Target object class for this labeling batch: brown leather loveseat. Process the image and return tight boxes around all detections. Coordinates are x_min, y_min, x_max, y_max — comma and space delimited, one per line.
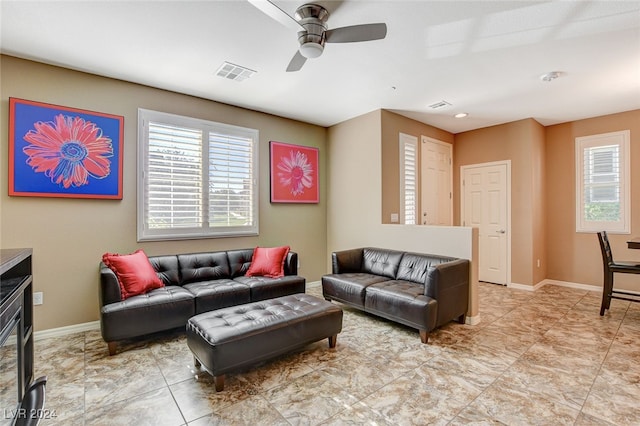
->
322, 247, 469, 343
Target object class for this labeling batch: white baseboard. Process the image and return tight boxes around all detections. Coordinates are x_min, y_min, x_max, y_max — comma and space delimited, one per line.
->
306, 280, 321, 289
507, 279, 600, 293
466, 315, 481, 325
542, 279, 601, 292
507, 282, 540, 291
3, 320, 100, 346
34, 320, 100, 341
19, 279, 607, 344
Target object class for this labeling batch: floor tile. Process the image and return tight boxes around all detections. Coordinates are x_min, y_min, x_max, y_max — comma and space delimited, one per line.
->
27, 282, 640, 425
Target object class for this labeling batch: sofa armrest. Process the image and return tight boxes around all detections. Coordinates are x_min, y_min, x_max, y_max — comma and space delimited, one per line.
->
425, 259, 470, 327
99, 262, 123, 306
284, 251, 298, 275
331, 248, 364, 274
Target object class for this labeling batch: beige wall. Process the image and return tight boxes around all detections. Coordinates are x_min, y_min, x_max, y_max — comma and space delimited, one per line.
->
326, 110, 382, 253
545, 110, 640, 291
0, 56, 328, 331
5, 55, 637, 333
380, 110, 454, 224
454, 119, 546, 287
327, 111, 479, 318
531, 122, 547, 285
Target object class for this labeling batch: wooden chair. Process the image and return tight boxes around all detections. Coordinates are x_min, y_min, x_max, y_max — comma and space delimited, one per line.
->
597, 231, 640, 315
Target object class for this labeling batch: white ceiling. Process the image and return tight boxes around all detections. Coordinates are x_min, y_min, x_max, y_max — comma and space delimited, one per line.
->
2, 0, 639, 133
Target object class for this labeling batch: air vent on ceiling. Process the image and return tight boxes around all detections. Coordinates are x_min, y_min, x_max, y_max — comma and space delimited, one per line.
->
428, 100, 452, 110
215, 62, 256, 82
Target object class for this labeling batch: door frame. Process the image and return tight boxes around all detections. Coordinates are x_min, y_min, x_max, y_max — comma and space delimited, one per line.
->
460, 160, 512, 286
421, 136, 453, 225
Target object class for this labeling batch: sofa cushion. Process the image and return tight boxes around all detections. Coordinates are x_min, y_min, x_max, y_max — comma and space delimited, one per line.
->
227, 249, 255, 278
234, 275, 306, 301
396, 253, 438, 284
102, 250, 164, 300
148, 255, 181, 286
178, 252, 231, 284
321, 273, 389, 308
100, 285, 195, 341
362, 248, 403, 279
183, 279, 251, 314
365, 280, 437, 331
246, 246, 290, 278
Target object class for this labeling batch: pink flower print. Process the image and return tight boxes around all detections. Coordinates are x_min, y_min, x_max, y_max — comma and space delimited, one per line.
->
22, 114, 114, 189
277, 149, 313, 196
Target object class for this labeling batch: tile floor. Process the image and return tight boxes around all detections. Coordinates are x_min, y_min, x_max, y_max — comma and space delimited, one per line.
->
33, 282, 640, 425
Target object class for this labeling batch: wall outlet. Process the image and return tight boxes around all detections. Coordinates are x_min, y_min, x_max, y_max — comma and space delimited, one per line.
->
33, 292, 43, 305
391, 213, 399, 223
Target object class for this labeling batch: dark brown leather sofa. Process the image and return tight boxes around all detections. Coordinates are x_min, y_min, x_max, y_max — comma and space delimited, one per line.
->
322, 247, 469, 343
99, 248, 305, 355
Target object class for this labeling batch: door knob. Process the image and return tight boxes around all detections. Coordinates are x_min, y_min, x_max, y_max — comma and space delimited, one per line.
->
497, 229, 506, 234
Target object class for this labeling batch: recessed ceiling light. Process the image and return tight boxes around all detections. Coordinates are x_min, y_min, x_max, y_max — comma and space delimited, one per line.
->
539, 71, 562, 82
454, 112, 468, 118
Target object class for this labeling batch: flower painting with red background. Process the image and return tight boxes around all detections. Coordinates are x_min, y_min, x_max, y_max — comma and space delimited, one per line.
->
270, 141, 319, 203
9, 98, 124, 199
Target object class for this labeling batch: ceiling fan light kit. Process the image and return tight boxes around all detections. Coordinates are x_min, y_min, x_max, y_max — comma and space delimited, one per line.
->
299, 42, 324, 59
249, 0, 387, 71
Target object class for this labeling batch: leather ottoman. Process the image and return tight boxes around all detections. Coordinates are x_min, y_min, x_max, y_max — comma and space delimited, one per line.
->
186, 293, 343, 391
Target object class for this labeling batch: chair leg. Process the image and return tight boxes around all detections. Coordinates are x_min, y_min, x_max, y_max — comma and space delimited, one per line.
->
605, 272, 614, 309
600, 272, 613, 316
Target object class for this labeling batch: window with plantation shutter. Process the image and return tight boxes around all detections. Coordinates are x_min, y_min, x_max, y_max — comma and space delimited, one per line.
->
575, 130, 630, 234
399, 133, 418, 225
138, 109, 258, 241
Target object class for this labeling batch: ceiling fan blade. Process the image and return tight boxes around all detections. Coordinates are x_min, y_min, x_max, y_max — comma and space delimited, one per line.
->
247, 0, 304, 32
286, 50, 307, 72
325, 23, 387, 43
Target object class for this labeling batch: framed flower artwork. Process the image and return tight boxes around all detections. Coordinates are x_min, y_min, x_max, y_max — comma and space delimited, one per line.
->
8, 98, 124, 199
270, 141, 319, 203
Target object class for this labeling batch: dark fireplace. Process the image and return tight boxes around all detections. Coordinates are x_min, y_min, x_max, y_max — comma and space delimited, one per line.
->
0, 314, 20, 425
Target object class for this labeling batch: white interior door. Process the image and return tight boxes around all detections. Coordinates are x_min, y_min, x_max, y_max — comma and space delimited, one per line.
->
421, 137, 452, 225
462, 162, 509, 285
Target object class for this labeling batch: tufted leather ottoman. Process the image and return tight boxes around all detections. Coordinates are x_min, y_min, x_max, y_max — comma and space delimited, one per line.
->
186, 293, 343, 391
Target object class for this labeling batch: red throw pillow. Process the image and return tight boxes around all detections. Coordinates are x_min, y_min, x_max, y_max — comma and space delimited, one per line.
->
102, 249, 164, 299
246, 246, 290, 278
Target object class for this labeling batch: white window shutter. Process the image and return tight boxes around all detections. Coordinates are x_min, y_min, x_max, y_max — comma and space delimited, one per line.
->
399, 133, 418, 225
138, 109, 259, 241
575, 130, 630, 234
147, 122, 203, 229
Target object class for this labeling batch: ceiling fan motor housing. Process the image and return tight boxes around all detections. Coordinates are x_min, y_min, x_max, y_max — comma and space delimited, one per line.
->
295, 4, 329, 58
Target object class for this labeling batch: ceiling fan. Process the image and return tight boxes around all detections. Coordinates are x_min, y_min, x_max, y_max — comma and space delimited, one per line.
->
248, 0, 387, 72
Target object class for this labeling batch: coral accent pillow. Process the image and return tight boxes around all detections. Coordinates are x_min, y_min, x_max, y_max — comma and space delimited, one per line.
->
102, 249, 164, 300
246, 246, 290, 278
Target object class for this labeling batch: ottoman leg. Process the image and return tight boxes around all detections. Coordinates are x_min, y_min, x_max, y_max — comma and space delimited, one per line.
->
328, 335, 337, 348
193, 356, 201, 368
419, 330, 429, 344
214, 375, 225, 392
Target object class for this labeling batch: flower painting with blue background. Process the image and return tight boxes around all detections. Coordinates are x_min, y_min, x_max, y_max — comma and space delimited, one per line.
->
9, 98, 124, 199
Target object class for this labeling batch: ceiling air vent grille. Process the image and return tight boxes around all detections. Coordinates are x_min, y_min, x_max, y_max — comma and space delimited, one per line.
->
428, 100, 452, 110
215, 62, 256, 82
